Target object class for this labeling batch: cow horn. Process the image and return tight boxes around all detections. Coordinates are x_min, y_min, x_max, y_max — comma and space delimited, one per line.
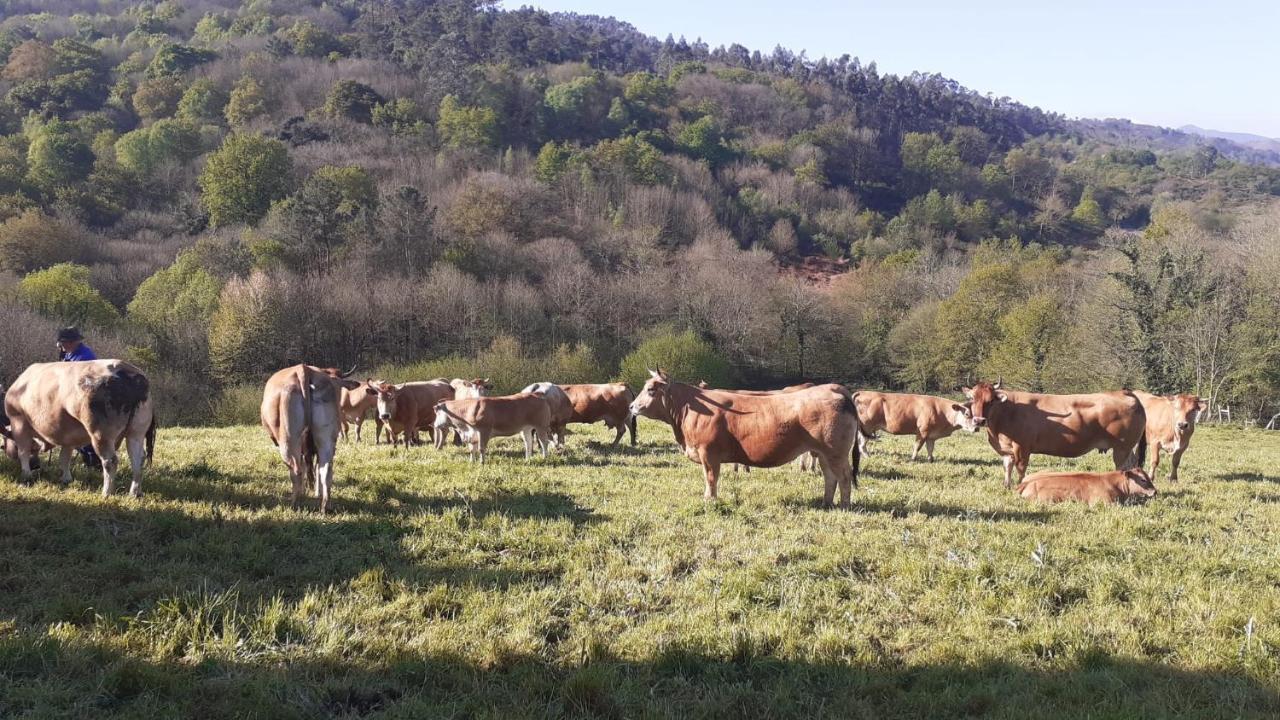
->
993, 378, 1003, 389
340, 364, 358, 378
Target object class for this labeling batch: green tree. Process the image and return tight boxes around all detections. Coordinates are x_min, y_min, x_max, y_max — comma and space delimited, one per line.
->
208, 272, 287, 381
131, 76, 184, 119
1071, 186, 1105, 233
282, 20, 344, 58
371, 98, 426, 135
888, 301, 943, 390
26, 120, 94, 190
115, 119, 202, 176
18, 263, 119, 327
0, 209, 89, 272
535, 141, 573, 183
677, 115, 733, 166
324, 80, 383, 123
128, 251, 222, 367
146, 43, 217, 78
437, 95, 498, 150
619, 328, 730, 391
224, 76, 267, 126
981, 293, 1071, 391
199, 133, 291, 227
177, 78, 228, 123
591, 136, 670, 185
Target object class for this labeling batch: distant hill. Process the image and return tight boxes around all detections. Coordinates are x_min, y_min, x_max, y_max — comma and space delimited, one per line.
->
1179, 125, 1280, 154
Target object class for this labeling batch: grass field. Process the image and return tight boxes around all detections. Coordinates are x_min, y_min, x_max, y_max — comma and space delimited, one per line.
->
1, 419, 1278, 719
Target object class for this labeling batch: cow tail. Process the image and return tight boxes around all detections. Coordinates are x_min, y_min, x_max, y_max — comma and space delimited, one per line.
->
844, 391, 861, 488
1135, 435, 1147, 470
296, 365, 315, 470
144, 414, 157, 465
629, 413, 638, 445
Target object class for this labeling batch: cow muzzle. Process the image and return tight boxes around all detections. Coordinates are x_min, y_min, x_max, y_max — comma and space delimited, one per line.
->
379, 413, 391, 421
972, 416, 987, 427
1176, 421, 1190, 431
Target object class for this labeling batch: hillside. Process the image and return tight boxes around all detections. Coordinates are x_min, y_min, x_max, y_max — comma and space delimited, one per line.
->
0, 0, 1277, 424
1180, 124, 1280, 156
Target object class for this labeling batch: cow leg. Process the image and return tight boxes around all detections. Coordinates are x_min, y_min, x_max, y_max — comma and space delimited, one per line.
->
926, 439, 936, 462
96, 443, 119, 498
818, 454, 839, 508
59, 446, 74, 485
1148, 442, 1162, 478
289, 460, 305, 509
1168, 447, 1185, 482
1001, 455, 1015, 489
702, 461, 721, 501
610, 421, 625, 446
126, 434, 145, 498
857, 431, 871, 457
538, 427, 551, 457
1014, 451, 1029, 486
910, 438, 924, 462
314, 440, 335, 514
521, 428, 534, 459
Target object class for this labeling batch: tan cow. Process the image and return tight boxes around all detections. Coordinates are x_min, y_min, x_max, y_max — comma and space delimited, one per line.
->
629, 370, 861, 508
374, 380, 455, 447
1133, 391, 1207, 482
261, 365, 360, 512
521, 382, 573, 447
339, 380, 382, 443
697, 381, 817, 472
560, 383, 636, 445
451, 378, 493, 399
854, 391, 979, 461
4, 361, 155, 497
963, 380, 1147, 489
433, 392, 553, 463
1017, 468, 1157, 506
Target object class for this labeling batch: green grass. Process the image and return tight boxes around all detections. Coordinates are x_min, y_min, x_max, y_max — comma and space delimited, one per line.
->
1, 421, 1278, 718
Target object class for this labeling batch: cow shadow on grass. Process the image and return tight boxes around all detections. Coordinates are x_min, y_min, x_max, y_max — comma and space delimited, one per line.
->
783, 494, 1050, 522
1, 630, 1275, 719
1217, 471, 1280, 484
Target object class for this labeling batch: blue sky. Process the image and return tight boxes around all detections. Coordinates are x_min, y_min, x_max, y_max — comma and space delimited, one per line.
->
518, 0, 1280, 138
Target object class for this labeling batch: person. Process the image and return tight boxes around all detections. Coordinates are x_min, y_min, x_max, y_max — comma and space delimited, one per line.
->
56, 327, 101, 468
57, 327, 97, 362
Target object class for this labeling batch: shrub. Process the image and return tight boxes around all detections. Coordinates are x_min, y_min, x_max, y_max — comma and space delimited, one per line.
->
0, 209, 91, 273
18, 263, 119, 328
324, 80, 382, 124
177, 79, 228, 123
619, 328, 730, 390
377, 337, 606, 395
437, 95, 497, 150
132, 76, 184, 119
224, 76, 267, 127
209, 383, 262, 426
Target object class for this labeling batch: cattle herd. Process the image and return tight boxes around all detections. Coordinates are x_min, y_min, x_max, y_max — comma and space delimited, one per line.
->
1, 360, 1208, 514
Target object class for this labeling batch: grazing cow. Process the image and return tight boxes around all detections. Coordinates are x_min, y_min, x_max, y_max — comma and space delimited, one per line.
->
963, 380, 1147, 489
339, 380, 382, 443
433, 392, 553, 463
375, 380, 455, 447
1133, 391, 1207, 482
4, 361, 155, 497
1017, 468, 1157, 506
261, 365, 361, 512
521, 382, 573, 447
560, 383, 637, 446
854, 391, 979, 461
629, 369, 861, 508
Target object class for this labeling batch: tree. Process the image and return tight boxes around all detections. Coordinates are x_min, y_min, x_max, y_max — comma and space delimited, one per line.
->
535, 141, 573, 183
145, 43, 216, 78
115, 119, 202, 176
282, 20, 345, 58
225, 76, 267, 126
128, 251, 222, 369
0, 209, 90, 272
177, 78, 228, 123
26, 120, 94, 190
264, 165, 377, 266
132, 76, 185, 119
199, 133, 292, 227
2, 40, 57, 82
208, 272, 289, 380
677, 115, 733, 166
18, 263, 119, 327
981, 293, 1071, 391
619, 328, 730, 391
437, 95, 498, 149
1071, 186, 1105, 233
888, 301, 943, 390
324, 80, 383, 123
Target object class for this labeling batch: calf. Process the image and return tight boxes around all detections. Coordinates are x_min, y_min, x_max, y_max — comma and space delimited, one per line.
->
433, 392, 553, 463
5, 361, 156, 497
1017, 468, 1157, 506
854, 391, 978, 461
375, 380, 455, 447
1133, 391, 1206, 482
521, 382, 573, 447
560, 383, 637, 446
339, 380, 382, 443
438, 378, 492, 448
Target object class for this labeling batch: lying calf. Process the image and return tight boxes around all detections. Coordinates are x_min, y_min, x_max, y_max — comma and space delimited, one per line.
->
1016, 468, 1157, 506
433, 392, 553, 463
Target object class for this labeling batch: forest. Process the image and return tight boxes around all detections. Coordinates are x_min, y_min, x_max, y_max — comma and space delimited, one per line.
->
0, 0, 1277, 424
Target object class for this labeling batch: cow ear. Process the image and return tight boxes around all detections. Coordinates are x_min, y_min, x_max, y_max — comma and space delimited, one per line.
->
951, 403, 967, 414
961, 386, 974, 399
1196, 399, 1209, 413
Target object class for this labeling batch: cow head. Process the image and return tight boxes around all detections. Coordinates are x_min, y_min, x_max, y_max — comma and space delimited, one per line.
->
1122, 468, 1157, 498
319, 365, 363, 391
375, 382, 399, 421
630, 368, 673, 422
697, 380, 710, 389
949, 403, 980, 433
1169, 394, 1207, 433
361, 378, 380, 399
474, 378, 493, 396
960, 379, 1006, 428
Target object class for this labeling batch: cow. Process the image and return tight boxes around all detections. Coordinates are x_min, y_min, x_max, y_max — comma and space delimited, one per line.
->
433, 392, 553, 463
854, 391, 979, 461
962, 380, 1147, 489
1017, 468, 1157, 506
559, 383, 637, 446
339, 380, 383, 443
261, 365, 362, 513
1133, 391, 1207, 482
374, 380, 455, 447
629, 369, 861, 508
4, 360, 155, 497
451, 378, 493, 400
697, 381, 817, 473
521, 382, 573, 448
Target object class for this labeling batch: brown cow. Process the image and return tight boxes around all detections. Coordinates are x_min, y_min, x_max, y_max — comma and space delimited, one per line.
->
854, 391, 979, 461
375, 380, 455, 447
629, 369, 861, 508
433, 392, 553, 463
261, 365, 360, 512
4, 361, 155, 497
697, 381, 817, 472
559, 383, 637, 446
451, 378, 493, 399
339, 380, 382, 443
1133, 391, 1207, 482
963, 380, 1147, 489
1017, 468, 1157, 506
521, 382, 573, 447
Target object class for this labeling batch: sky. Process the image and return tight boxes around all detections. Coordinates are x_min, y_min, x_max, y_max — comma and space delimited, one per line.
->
517, 0, 1280, 138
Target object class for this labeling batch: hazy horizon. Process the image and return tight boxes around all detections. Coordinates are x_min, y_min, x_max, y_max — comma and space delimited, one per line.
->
520, 0, 1280, 138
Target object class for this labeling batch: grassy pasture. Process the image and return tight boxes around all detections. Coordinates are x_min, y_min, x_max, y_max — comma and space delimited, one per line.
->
0, 420, 1278, 719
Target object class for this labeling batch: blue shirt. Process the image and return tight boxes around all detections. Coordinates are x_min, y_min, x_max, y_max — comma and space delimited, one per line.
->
61, 344, 97, 362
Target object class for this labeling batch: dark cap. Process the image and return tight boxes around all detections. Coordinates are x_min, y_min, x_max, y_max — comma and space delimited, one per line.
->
57, 327, 83, 343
